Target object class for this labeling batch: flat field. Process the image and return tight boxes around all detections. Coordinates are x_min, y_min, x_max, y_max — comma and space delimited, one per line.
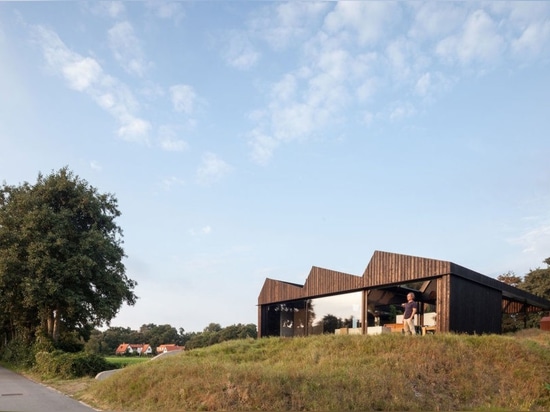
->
105, 356, 150, 368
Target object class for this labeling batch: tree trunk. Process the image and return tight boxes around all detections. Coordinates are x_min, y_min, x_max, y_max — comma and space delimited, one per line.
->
42, 308, 52, 338
52, 309, 60, 343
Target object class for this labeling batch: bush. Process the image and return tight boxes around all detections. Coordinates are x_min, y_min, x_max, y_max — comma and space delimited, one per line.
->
34, 351, 116, 379
0, 339, 35, 368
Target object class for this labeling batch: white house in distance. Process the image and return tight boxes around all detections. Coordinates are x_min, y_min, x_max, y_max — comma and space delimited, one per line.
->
115, 343, 153, 356
156, 344, 184, 354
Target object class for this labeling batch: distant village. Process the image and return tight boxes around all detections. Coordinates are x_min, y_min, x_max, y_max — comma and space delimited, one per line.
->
115, 343, 184, 356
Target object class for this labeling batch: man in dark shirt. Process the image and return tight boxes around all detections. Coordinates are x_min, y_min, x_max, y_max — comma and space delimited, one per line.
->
402, 292, 417, 335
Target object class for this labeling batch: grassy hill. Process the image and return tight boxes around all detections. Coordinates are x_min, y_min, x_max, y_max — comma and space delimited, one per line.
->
77, 330, 550, 411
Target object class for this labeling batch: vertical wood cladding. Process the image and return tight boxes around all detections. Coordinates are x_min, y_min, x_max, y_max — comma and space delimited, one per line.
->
362, 250, 451, 287
437, 275, 451, 333
503, 299, 541, 314
258, 278, 303, 304
448, 276, 502, 334
303, 267, 363, 296
258, 267, 362, 305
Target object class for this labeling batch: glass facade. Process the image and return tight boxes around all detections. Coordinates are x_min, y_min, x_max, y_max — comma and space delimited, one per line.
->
261, 291, 363, 337
260, 286, 438, 337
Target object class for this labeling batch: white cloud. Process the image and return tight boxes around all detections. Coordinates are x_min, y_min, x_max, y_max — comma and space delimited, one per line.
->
88, 1, 125, 19
158, 124, 188, 152
356, 78, 378, 103
97, 92, 115, 109
271, 73, 297, 102
188, 225, 212, 236
196, 152, 232, 185
170, 84, 197, 115
414, 71, 454, 100
408, 2, 465, 41
160, 136, 187, 152
507, 220, 550, 275
160, 176, 185, 191
389, 101, 416, 121
61, 57, 102, 92
108, 21, 150, 77
248, 128, 279, 166
436, 9, 505, 65
324, 2, 398, 46
31, 25, 151, 144
146, 1, 185, 23
90, 161, 102, 171
251, 2, 329, 50
245, 3, 549, 164
385, 38, 415, 82
223, 31, 259, 70
117, 115, 151, 140
511, 20, 550, 61
415, 72, 432, 97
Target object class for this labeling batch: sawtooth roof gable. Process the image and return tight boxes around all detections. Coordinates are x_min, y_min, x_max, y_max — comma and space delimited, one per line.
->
302, 266, 363, 297
362, 250, 452, 287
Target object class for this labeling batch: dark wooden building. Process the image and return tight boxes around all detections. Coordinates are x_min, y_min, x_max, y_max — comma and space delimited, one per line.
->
257, 251, 550, 337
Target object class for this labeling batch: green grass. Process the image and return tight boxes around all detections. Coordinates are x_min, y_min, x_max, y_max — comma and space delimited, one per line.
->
105, 356, 150, 368
76, 330, 550, 411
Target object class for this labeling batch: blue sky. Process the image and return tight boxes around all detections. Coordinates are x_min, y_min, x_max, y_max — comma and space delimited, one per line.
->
1, 1, 549, 333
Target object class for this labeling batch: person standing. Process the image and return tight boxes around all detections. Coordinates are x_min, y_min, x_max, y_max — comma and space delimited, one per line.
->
402, 292, 417, 335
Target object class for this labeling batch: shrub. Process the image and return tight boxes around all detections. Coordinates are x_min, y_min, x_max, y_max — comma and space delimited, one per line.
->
34, 351, 116, 379
0, 339, 35, 368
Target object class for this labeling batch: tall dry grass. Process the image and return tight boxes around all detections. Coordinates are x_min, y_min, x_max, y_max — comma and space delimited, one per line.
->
80, 331, 550, 411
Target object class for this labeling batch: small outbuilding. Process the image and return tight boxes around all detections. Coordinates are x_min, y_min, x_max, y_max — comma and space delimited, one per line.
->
257, 251, 550, 337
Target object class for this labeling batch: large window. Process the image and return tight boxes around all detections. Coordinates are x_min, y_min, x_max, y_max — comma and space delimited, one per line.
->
261, 292, 363, 337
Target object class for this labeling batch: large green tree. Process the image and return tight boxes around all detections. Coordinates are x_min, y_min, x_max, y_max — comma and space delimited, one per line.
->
520, 258, 550, 300
0, 168, 137, 345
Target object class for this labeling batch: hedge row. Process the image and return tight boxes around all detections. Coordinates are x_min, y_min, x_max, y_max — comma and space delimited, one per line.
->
34, 350, 116, 379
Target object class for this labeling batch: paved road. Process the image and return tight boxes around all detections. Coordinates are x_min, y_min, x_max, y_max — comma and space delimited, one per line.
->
0, 366, 97, 412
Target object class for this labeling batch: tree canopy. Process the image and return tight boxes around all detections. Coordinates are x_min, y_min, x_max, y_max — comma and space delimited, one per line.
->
498, 258, 550, 332
0, 167, 137, 346
84, 323, 257, 355
519, 258, 550, 300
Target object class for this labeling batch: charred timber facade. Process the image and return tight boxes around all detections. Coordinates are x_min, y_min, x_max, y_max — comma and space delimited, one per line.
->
258, 251, 550, 337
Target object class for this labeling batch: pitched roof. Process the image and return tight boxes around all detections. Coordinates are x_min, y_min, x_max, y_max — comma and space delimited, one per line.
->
156, 344, 184, 352
115, 343, 129, 354
258, 250, 550, 312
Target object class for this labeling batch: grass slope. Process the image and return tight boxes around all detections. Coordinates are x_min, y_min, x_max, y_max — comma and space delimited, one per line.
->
80, 330, 550, 411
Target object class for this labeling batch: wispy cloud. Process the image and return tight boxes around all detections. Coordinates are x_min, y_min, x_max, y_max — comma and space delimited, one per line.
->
90, 161, 102, 171
88, 1, 126, 19
108, 21, 150, 77
188, 225, 212, 236
32, 25, 151, 143
158, 124, 188, 152
196, 152, 232, 186
510, 20, 550, 62
252, 2, 330, 50
244, 2, 549, 164
248, 128, 279, 166
170, 84, 197, 115
324, 2, 398, 47
436, 9, 505, 65
223, 30, 260, 70
510, 218, 550, 256
160, 176, 185, 191
145, 1, 185, 23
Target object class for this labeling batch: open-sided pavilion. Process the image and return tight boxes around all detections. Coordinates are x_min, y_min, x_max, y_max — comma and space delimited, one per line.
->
257, 251, 550, 337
